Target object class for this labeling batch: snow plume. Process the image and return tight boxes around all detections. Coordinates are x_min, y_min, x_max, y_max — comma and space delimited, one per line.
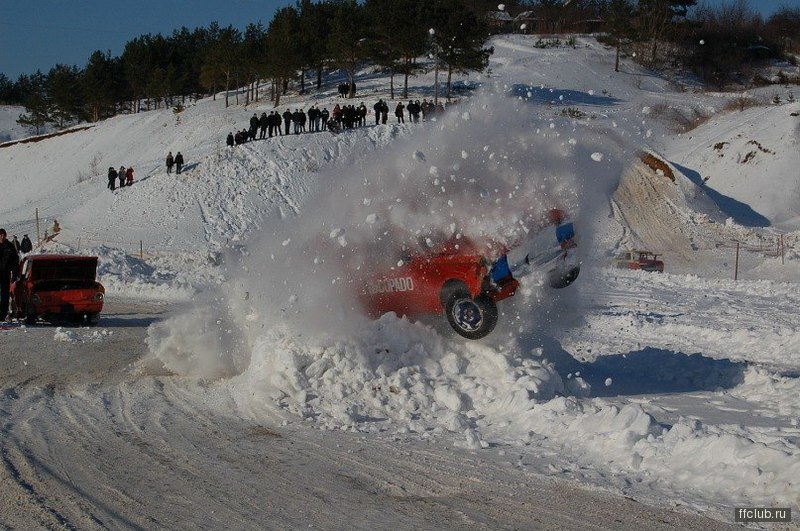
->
144, 93, 628, 386
143, 295, 250, 379
243, 93, 628, 339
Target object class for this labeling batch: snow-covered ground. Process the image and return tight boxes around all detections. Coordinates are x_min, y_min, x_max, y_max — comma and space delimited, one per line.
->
1, 35, 799, 527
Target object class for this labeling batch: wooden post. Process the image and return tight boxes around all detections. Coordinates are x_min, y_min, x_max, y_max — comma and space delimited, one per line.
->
140, 240, 144, 260
35, 208, 40, 246
77, 237, 81, 251
734, 241, 740, 281
781, 234, 785, 265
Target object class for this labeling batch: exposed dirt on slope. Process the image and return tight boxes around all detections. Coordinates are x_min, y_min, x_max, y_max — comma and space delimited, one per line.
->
612, 159, 699, 263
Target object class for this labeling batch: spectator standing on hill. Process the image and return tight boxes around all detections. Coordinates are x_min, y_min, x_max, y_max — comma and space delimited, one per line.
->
282, 110, 292, 136
380, 100, 389, 124
0, 228, 20, 322
118, 166, 126, 188
226, 132, 234, 147
107, 167, 117, 191
357, 103, 367, 127
125, 167, 135, 186
175, 152, 184, 174
395, 102, 405, 123
373, 100, 383, 125
166, 152, 174, 174
320, 108, 329, 130
259, 112, 268, 139
20, 235, 32, 254
11, 236, 20, 253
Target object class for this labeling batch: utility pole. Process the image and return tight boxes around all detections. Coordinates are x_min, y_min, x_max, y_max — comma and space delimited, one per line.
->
429, 28, 439, 107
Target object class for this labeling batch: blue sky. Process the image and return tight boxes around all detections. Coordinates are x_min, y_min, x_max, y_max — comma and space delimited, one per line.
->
0, 0, 288, 79
0, 0, 796, 80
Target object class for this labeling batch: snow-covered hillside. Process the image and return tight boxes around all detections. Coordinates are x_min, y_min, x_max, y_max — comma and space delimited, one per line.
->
1, 35, 799, 527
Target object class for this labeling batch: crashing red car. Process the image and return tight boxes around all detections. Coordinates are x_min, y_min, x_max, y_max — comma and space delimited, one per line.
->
357, 211, 580, 339
10, 254, 105, 325
613, 250, 664, 273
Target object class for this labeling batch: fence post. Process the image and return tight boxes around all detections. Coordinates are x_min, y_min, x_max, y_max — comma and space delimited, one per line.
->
734, 241, 739, 281
140, 240, 143, 260
781, 235, 785, 265
35, 208, 40, 246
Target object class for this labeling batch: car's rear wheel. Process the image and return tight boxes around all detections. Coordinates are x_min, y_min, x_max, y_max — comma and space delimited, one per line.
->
445, 290, 498, 340
83, 313, 100, 326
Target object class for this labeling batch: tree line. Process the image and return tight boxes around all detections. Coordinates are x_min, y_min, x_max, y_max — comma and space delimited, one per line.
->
596, 0, 799, 87
1, 0, 798, 135
0, 0, 494, 134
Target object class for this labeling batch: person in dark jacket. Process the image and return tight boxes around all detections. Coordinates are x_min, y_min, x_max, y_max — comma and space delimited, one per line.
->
226, 132, 235, 147
395, 102, 405, 123
282, 110, 292, 136
0, 228, 20, 321
380, 100, 389, 124
166, 152, 174, 174
107, 167, 117, 191
175, 152, 184, 174
320, 108, 329, 130
20, 235, 32, 254
259, 112, 268, 139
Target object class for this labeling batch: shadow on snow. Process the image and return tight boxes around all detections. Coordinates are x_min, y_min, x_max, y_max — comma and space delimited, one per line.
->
535, 335, 748, 397
671, 161, 771, 227
508, 84, 624, 107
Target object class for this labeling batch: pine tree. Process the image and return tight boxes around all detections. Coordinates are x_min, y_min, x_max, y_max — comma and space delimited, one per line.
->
16, 72, 50, 135
604, 0, 635, 72
265, 6, 303, 107
47, 64, 84, 128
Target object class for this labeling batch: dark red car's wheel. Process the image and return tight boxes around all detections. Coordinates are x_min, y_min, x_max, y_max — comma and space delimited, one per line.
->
445, 291, 498, 340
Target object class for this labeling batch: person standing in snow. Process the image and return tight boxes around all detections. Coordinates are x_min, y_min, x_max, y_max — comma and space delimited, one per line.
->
118, 166, 126, 188
282, 110, 292, 136
0, 228, 20, 322
226, 132, 234, 147
125, 167, 135, 186
20, 235, 32, 254
320, 108, 329, 130
259, 112, 268, 139
166, 152, 174, 174
175, 152, 184, 174
373, 100, 383, 125
107, 166, 117, 191
11, 236, 20, 253
395, 102, 405, 123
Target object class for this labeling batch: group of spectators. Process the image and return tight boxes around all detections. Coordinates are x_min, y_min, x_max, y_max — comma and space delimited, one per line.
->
0, 228, 33, 321
226, 98, 450, 145
165, 151, 185, 174
107, 166, 136, 191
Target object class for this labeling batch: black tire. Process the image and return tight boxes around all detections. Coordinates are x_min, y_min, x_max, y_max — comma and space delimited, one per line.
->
24, 307, 37, 325
445, 290, 498, 340
84, 313, 100, 326
548, 265, 580, 289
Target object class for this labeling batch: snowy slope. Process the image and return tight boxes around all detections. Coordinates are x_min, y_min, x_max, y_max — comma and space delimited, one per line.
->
1, 35, 799, 525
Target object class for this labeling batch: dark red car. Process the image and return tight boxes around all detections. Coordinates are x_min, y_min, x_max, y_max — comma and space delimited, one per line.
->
10, 254, 105, 325
357, 212, 579, 339
613, 250, 664, 273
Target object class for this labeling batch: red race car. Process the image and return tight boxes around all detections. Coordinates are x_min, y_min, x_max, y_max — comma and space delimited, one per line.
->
612, 250, 664, 273
356, 210, 580, 339
10, 254, 105, 325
